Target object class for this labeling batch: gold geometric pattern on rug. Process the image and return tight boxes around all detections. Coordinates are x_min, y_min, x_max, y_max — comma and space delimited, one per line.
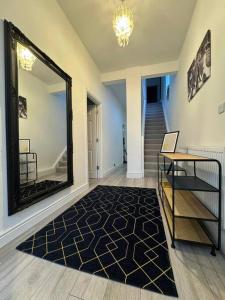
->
17, 185, 178, 297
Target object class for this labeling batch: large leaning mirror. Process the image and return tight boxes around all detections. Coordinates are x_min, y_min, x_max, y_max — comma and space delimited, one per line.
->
4, 21, 73, 215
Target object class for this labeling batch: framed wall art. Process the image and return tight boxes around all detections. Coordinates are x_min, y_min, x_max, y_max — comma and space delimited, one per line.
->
160, 131, 179, 153
188, 30, 211, 101
18, 96, 27, 119
19, 139, 30, 153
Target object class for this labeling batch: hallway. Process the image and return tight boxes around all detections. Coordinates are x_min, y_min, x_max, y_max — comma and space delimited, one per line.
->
0, 167, 224, 300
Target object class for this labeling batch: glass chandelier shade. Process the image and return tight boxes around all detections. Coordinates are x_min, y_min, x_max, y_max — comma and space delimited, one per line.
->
113, 0, 134, 47
17, 43, 36, 71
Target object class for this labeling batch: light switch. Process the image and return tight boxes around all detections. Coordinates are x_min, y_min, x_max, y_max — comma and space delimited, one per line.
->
218, 103, 224, 114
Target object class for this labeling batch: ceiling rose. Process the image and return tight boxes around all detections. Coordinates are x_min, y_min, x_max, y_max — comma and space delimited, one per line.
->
113, 0, 134, 47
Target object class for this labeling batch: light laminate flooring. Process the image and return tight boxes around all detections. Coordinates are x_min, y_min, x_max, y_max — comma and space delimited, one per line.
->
0, 166, 225, 300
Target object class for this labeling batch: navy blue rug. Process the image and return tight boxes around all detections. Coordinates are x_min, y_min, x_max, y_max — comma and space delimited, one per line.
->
17, 185, 178, 297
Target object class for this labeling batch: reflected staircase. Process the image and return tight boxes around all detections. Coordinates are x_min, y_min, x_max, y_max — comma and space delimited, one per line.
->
56, 151, 67, 174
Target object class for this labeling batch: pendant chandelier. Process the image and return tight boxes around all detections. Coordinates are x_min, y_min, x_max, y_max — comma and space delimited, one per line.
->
113, 0, 134, 47
17, 43, 36, 71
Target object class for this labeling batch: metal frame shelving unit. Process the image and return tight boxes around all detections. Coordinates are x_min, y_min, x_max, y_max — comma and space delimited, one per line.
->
20, 152, 38, 186
157, 152, 222, 256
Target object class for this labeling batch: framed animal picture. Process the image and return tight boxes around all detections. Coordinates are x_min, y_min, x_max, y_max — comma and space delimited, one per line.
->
188, 30, 211, 101
18, 96, 27, 119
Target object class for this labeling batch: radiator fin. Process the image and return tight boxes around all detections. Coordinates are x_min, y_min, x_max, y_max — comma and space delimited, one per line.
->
182, 146, 224, 228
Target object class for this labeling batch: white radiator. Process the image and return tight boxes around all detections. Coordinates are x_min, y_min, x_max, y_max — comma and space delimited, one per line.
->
181, 146, 225, 229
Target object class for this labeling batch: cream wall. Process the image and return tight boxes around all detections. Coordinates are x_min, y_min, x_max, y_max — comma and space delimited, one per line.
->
19, 69, 67, 174
0, 0, 124, 246
163, 0, 225, 147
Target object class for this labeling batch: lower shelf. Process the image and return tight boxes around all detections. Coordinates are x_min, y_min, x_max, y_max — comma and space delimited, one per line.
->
161, 182, 217, 221
164, 199, 212, 245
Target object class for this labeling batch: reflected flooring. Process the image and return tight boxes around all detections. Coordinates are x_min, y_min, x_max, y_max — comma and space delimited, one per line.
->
1, 166, 225, 300
38, 172, 67, 183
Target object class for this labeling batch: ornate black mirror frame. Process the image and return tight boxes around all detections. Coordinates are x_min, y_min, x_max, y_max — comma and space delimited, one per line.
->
4, 20, 73, 215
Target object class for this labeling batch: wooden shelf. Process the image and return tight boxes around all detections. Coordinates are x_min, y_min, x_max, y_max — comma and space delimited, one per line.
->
158, 151, 221, 252
162, 182, 217, 220
164, 200, 212, 245
160, 152, 208, 161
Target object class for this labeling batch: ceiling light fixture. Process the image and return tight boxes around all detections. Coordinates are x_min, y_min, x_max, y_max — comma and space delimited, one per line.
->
113, 0, 134, 47
17, 43, 36, 71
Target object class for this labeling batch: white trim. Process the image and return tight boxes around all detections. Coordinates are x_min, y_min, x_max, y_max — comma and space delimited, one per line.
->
162, 100, 170, 132
0, 183, 88, 248
126, 172, 144, 179
86, 92, 102, 181
103, 163, 123, 178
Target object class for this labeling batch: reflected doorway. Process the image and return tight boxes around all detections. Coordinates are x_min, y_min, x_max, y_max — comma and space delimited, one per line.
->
87, 98, 99, 179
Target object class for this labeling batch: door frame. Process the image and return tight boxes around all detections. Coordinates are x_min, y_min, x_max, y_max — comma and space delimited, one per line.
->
86, 92, 102, 181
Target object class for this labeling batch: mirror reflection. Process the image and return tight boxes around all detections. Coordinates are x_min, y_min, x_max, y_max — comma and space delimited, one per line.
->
17, 42, 68, 204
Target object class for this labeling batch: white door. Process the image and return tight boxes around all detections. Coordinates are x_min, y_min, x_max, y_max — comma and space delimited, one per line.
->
87, 104, 98, 178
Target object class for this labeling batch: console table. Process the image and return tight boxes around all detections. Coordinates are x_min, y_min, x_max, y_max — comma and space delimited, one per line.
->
157, 152, 222, 256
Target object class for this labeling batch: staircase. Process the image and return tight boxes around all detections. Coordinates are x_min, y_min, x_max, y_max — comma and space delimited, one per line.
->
56, 151, 67, 174
144, 102, 166, 176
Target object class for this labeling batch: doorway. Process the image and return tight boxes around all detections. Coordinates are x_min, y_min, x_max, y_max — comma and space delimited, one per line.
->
146, 77, 162, 103
87, 98, 99, 179
147, 85, 158, 103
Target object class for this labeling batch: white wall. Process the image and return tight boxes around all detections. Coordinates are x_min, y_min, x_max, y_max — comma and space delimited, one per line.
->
161, 76, 170, 102
19, 69, 67, 175
162, 0, 225, 253
102, 63, 179, 179
101, 61, 179, 83
0, 0, 124, 247
102, 93, 124, 176
163, 0, 225, 148
162, 75, 174, 131
126, 68, 143, 178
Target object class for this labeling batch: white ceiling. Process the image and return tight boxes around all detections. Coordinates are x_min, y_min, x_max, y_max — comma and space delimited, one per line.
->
31, 58, 64, 85
57, 0, 196, 72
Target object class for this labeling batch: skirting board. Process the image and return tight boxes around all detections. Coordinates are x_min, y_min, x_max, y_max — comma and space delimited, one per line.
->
38, 167, 55, 178
126, 172, 144, 179
102, 163, 123, 178
0, 182, 89, 248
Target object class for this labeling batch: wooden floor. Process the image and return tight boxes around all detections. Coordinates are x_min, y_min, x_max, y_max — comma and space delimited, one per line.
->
1, 166, 225, 300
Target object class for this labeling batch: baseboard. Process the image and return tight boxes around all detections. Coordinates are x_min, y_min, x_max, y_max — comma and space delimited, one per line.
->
126, 172, 144, 179
0, 182, 88, 248
103, 163, 123, 178
38, 167, 55, 178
